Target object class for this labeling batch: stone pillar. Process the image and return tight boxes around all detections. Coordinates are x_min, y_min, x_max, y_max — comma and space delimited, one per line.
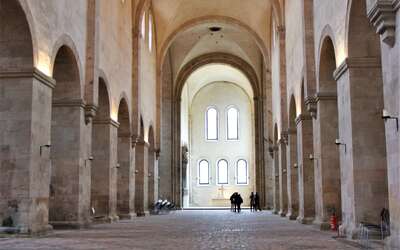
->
128, 139, 137, 218
147, 148, 157, 209
91, 119, 119, 222
135, 139, 149, 216
272, 145, 280, 214
0, 69, 55, 234
286, 128, 298, 220
312, 93, 341, 230
296, 113, 315, 224
49, 99, 89, 229
278, 133, 288, 217
334, 58, 388, 238
117, 133, 132, 219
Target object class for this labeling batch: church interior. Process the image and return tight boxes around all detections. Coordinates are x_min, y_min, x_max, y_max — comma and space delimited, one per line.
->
1, 0, 400, 249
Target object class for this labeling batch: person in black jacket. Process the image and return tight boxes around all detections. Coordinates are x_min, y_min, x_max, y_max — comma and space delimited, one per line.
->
250, 192, 255, 212
254, 192, 261, 211
230, 192, 237, 212
236, 194, 243, 213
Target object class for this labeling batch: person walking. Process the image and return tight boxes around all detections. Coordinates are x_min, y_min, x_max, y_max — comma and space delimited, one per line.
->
230, 192, 237, 212
249, 192, 255, 212
236, 194, 243, 213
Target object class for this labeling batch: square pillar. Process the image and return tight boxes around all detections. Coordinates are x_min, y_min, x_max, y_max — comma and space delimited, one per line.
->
0, 69, 55, 234
117, 134, 132, 219
334, 58, 388, 238
278, 134, 288, 217
135, 140, 149, 216
296, 113, 315, 224
272, 145, 280, 214
91, 118, 119, 222
286, 128, 298, 220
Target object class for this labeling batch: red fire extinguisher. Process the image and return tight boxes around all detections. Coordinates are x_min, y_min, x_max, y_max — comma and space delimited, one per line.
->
330, 213, 338, 231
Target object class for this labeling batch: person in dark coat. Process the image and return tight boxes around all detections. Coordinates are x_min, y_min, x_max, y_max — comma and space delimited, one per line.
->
254, 192, 261, 211
230, 192, 237, 212
236, 194, 243, 213
250, 192, 255, 212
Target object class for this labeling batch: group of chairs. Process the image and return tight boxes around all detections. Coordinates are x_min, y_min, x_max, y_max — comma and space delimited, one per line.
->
358, 208, 390, 249
151, 199, 176, 215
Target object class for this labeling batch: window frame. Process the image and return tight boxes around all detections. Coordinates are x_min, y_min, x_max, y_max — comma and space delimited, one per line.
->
226, 106, 239, 141
205, 106, 219, 141
236, 159, 248, 185
216, 159, 229, 185
198, 159, 210, 185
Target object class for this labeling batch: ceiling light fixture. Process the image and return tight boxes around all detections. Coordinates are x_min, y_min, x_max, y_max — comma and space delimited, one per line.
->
209, 26, 222, 32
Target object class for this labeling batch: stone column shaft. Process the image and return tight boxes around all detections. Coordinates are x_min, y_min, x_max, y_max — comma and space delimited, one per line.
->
278, 136, 288, 217
334, 58, 388, 238
286, 129, 298, 220
296, 114, 315, 224
117, 134, 132, 218
135, 140, 149, 216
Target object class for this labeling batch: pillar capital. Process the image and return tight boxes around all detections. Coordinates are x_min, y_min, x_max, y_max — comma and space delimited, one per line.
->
0, 67, 56, 89
367, 0, 398, 47
295, 113, 312, 125
333, 57, 381, 81
92, 118, 120, 128
305, 96, 317, 119
84, 104, 97, 124
279, 131, 288, 145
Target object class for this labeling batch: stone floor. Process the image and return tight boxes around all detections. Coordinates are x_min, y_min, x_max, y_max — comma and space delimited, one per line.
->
0, 210, 383, 250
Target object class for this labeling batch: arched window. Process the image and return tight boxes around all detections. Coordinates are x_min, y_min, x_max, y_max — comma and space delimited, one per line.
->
227, 107, 239, 140
148, 13, 153, 51
140, 12, 146, 39
217, 159, 229, 185
236, 159, 248, 185
198, 160, 209, 185
206, 107, 218, 140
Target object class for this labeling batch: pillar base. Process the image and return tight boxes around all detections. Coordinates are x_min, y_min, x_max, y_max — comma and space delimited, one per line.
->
297, 216, 314, 224
313, 220, 331, 231
286, 212, 298, 220
136, 210, 150, 217
0, 224, 53, 236
50, 221, 90, 230
118, 213, 137, 220
279, 210, 286, 217
272, 209, 279, 215
385, 235, 400, 250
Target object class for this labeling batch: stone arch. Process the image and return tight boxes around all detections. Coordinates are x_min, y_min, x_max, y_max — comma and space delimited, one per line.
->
286, 95, 298, 220
117, 98, 132, 218
0, 0, 34, 72
170, 52, 264, 207
50, 34, 84, 91
313, 33, 341, 228
49, 44, 84, 227
317, 25, 337, 75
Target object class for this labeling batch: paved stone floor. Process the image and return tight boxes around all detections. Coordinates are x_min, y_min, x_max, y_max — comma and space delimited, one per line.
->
0, 210, 383, 250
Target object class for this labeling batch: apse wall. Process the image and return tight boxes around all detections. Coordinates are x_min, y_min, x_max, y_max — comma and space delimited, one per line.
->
188, 82, 255, 207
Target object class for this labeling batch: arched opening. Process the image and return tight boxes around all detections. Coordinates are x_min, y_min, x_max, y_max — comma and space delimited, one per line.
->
116, 99, 132, 218
147, 126, 158, 209
135, 117, 149, 216
314, 36, 341, 228
273, 124, 280, 214
49, 45, 84, 228
287, 96, 298, 220
91, 78, 115, 221
179, 63, 256, 208
334, 0, 388, 236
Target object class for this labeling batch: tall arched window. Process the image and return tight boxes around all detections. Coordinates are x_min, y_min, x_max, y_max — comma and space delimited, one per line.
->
140, 12, 146, 39
227, 107, 239, 140
217, 159, 229, 185
198, 160, 209, 185
206, 107, 218, 140
148, 13, 153, 51
236, 159, 248, 185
